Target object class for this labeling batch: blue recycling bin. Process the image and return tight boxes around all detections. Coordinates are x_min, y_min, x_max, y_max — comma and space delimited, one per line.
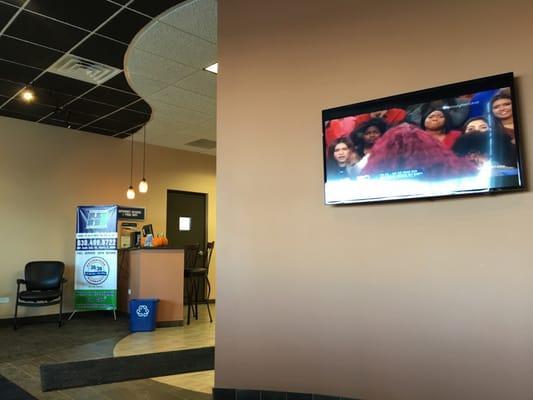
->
129, 298, 159, 332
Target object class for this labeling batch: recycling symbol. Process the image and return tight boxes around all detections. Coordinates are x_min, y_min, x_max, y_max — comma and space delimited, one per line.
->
136, 305, 150, 318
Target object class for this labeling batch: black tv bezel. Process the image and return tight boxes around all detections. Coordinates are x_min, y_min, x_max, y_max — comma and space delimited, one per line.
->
321, 72, 525, 205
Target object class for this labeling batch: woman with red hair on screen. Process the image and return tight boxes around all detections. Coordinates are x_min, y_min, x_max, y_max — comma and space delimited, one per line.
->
361, 123, 476, 179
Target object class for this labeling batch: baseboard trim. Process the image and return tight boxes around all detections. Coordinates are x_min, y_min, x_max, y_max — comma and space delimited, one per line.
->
213, 388, 359, 400
157, 320, 184, 327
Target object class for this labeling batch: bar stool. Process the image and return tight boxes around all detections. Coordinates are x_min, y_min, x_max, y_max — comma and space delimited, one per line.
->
184, 242, 214, 325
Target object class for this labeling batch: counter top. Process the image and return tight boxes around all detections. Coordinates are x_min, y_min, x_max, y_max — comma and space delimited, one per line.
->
121, 247, 184, 251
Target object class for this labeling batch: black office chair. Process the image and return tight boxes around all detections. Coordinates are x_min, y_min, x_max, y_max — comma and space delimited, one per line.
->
184, 242, 214, 325
14, 261, 67, 330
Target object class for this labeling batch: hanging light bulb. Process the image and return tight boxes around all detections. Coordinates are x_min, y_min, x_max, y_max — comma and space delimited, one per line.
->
139, 178, 148, 193
127, 186, 135, 199
126, 133, 135, 200
138, 124, 148, 193
21, 86, 35, 103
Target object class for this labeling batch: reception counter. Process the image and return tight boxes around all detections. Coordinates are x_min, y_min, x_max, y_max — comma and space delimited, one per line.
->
118, 248, 184, 326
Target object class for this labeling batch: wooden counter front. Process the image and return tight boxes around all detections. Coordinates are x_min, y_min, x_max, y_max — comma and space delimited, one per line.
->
118, 248, 184, 326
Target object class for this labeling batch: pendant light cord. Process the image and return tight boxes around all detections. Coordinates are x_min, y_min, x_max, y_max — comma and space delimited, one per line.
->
142, 125, 146, 179
130, 133, 134, 186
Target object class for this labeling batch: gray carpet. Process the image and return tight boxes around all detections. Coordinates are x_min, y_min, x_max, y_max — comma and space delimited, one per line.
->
41, 346, 215, 391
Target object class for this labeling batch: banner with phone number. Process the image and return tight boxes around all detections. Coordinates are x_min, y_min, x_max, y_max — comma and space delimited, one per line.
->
74, 205, 118, 311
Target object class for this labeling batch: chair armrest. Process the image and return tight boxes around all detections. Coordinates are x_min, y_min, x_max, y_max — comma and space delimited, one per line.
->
16, 279, 26, 285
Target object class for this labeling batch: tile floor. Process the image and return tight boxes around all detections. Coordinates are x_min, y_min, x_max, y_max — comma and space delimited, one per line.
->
0, 305, 215, 400
114, 304, 215, 393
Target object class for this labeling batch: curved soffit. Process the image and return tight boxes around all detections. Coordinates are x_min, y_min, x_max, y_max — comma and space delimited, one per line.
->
125, 0, 217, 155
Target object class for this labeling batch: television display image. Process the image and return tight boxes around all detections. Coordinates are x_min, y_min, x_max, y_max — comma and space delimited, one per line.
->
322, 73, 524, 205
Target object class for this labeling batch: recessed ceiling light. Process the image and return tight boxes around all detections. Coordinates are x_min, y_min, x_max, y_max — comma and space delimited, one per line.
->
204, 63, 218, 74
21, 88, 35, 103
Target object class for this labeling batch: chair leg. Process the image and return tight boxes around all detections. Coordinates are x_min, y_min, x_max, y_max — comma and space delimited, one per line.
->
58, 294, 64, 328
186, 277, 192, 325
194, 276, 200, 320
205, 276, 213, 323
13, 299, 19, 330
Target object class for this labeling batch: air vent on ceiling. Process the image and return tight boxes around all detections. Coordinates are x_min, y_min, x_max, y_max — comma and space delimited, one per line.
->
48, 54, 121, 85
185, 139, 217, 149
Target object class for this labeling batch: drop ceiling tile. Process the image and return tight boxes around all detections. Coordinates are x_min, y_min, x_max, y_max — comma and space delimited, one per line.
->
128, 0, 186, 17
72, 34, 127, 69
125, 99, 151, 114
40, 116, 81, 130
86, 117, 138, 132
82, 86, 139, 108
97, 8, 151, 43
0, 108, 40, 122
0, 2, 17, 28
26, 0, 120, 30
149, 86, 215, 115
107, 108, 150, 125
61, 109, 103, 125
34, 73, 94, 97
160, 0, 217, 43
3, 97, 56, 119
173, 70, 215, 98
147, 115, 193, 132
135, 23, 216, 68
126, 48, 195, 84
31, 86, 75, 108
102, 72, 136, 94
0, 79, 24, 98
127, 73, 168, 96
147, 99, 209, 125
80, 125, 117, 136
0, 35, 63, 70
0, 59, 42, 85
0, 0, 25, 6
67, 98, 116, 117
5, 10, 88, 52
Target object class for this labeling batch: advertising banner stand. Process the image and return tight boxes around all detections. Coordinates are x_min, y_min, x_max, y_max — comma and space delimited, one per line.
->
69, 205, 118, 320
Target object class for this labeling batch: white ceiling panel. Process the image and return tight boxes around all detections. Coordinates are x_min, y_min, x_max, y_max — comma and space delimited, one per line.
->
126, 48, 196, 84
160, 0, 217, 43
135, 23, 216, 69
149, 86, 216, 115
174, 70, 216, 98
126, 0, 217, 153
127, 73, 170, 97
147, 99, 211, 125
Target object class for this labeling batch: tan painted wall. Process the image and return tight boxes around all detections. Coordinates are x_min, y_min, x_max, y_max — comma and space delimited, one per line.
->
0, 116, 216, 319
216, 1, 533, 399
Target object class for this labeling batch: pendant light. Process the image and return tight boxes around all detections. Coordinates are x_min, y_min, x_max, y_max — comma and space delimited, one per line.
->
126, 133, 135, 200
138, 125, 148, 193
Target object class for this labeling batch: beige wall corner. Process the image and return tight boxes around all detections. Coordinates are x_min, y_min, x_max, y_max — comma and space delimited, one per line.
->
215, 1, 533, 399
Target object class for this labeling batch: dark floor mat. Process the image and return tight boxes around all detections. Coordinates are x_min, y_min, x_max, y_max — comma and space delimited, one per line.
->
0, 374, 38, 400
40, 346, 215, 391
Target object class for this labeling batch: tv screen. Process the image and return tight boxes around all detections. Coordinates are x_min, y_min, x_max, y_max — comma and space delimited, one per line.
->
322, 73, 524, 204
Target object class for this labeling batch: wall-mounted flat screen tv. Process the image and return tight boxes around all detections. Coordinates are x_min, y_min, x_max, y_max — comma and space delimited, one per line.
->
322, 73, 524, 205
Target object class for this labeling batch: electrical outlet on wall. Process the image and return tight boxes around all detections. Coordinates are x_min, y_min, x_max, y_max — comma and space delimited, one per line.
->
0, 297, 10, 304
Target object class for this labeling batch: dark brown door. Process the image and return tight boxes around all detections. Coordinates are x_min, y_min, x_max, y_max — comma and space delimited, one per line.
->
166, 190, 208, 305
166, 190, 207, 251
